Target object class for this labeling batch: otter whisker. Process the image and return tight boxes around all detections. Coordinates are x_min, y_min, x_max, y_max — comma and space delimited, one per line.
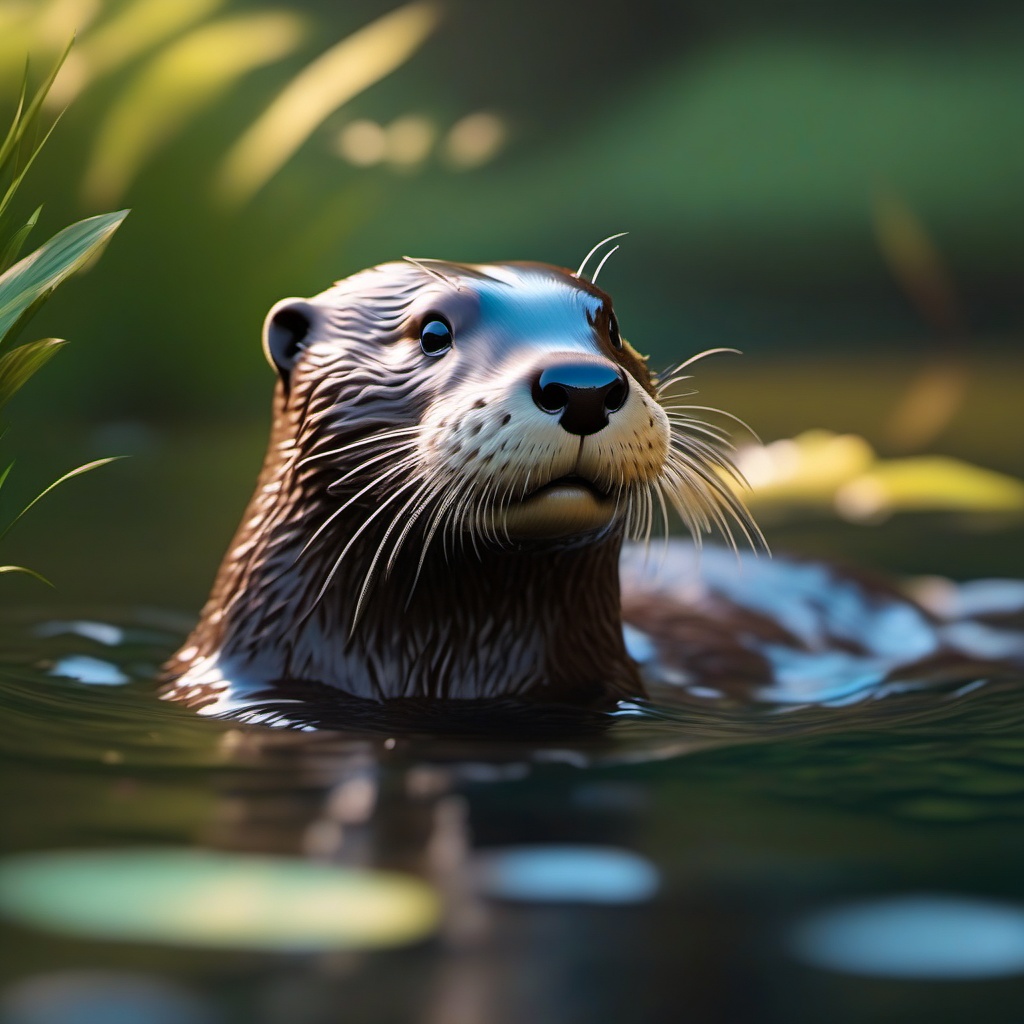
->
484, 477, 513, 546
439, 475, 479, 564
315, 442, 419, 493
655, 348, 742, 391
618, 485, 646, 545
306, 475, 426, 618
575, 231, 628, 279
669, 433, 738, 473
661, 446, 764, 554
384, 480, 447, 578
653, 350, 741, 398
492, 475, 522, 546
468, 473, 505, 555
496, 477, 521, 546
403, 256, 461, 291
668, 429, 756, 501
639, 484, 655, 551
519, 466, 534, 501
653, 479, 671, 547
324, 443, 422, 492
665, 417, 734, 447
408, 474, 476, 603
590, 244, 620, 285
298, 450, 421, 561
468, 476, 502, 553
659, 473, 714, 549
662, 403, 762, 444
656, 386, 700, 402
297, 426, 425, 468
661, 464, 713, 537
351, 475, 447, 632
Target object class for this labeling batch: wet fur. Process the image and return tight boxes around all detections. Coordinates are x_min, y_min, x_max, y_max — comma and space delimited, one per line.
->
162, 260, 756, 714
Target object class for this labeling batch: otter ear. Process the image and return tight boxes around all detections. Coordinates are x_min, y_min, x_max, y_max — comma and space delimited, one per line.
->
263, 298, 318, 386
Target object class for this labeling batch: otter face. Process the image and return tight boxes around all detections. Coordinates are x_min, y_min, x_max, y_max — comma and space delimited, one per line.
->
405, 264, 671, 543
264, 258, 753, 571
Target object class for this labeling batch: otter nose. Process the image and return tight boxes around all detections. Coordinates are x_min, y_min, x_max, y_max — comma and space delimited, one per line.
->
531, 358, 628, 436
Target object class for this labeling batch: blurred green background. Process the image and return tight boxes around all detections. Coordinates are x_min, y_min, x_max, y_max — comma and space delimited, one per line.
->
0, 0, 1021, 610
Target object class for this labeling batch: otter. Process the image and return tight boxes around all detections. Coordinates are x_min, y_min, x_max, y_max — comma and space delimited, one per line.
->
162, 251, 755, 715
163, 251, 1024, 725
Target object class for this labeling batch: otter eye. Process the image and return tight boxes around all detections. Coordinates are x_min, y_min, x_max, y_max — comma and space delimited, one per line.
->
608, 311, 623, 350
420, 317, 453, 357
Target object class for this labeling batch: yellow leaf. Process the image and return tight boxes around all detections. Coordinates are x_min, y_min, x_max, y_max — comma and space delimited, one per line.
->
82, 12, 306, 204
216, 1, 441, 205
837, 456, 1024, 521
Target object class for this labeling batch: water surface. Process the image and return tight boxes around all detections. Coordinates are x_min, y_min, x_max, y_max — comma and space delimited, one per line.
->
3, 583, 1024, 1024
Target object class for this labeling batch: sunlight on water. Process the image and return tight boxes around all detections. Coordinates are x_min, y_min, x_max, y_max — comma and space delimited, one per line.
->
792, 895, 1024, 979
474, 846, 659, 905
48, 654, 128, 685
0, 849, 440, 951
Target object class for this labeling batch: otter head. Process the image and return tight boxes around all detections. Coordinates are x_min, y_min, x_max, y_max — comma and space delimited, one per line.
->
164, 254, 755, 717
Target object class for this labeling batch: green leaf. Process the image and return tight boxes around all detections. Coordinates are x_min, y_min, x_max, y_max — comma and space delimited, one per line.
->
0, 62, 30, 178
0, 337, 66, 411
0, 565, 52, 586
0, 210, 129, 347
0, 113, 63, 223
0, 39, 74, 174
0, 289, 53, 349
0, 457, 122, 545
0, 206, 41, 273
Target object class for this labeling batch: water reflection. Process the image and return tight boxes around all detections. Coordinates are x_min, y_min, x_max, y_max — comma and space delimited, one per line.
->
0, 970, 218, 1024
4, 609, 1024, 1022
48, 654, 128, 686
473, 846, 659, 905
0, 849, 441, 952
792, 895, 1024, 979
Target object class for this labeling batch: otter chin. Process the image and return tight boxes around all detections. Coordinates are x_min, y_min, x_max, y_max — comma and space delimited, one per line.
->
161, 253, 755, 718
489, 477, 616, 540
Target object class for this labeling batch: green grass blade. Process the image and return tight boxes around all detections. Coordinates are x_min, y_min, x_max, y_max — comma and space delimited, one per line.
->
0, 206, 41, 273
0, 457, 122, 545
0, 210, 128, 346
0, 62, 30, 177
0, 113, 63, 223
0, 337, 66, 412
0, 565, 52, 586
0, 38, 74, 173
0, 207, 40, 267
0, 461, 13, 495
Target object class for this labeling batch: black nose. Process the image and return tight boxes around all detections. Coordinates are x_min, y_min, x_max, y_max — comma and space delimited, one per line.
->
531, 358, 628, 436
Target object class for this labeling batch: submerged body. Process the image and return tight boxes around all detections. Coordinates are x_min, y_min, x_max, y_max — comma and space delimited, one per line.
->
162, 257, 1023, 722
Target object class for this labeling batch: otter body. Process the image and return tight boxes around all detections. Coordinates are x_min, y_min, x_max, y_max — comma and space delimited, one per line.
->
163, 257, 1022, 722
164, 258, 718, 714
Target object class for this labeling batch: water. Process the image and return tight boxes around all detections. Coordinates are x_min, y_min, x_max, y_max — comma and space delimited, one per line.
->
3, 580, 1024, 1024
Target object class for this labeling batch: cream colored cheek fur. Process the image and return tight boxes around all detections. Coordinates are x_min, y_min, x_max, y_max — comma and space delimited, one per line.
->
418, 373, 669, 497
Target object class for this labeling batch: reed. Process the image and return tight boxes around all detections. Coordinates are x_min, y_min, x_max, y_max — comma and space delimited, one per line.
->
0, 45, 127, 584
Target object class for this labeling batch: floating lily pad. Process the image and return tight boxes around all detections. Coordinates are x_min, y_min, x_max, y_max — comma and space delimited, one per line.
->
0, 849, 440, 952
